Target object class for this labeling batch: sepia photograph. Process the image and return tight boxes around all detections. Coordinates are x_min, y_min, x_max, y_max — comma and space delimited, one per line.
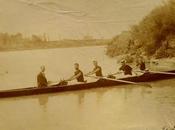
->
0, 0, 175, 130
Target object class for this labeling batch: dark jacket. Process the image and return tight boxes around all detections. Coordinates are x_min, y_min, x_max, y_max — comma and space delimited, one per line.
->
37, 72, 48, 87
139, 62, 146, 71
93, 66, 103, 76
74, 69, 84, 82
119, 64, 132, 75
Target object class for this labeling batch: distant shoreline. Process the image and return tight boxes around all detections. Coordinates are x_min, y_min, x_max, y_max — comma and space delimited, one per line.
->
0, 39, 110, 52
0, 44, 106, 53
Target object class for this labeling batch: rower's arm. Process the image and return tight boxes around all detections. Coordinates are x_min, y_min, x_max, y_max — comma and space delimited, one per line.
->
85, 71, 92, 76
108, 71, 122, 76
67, 72, 81, 81
94, 68, 100, 73
85, 68, 100, 76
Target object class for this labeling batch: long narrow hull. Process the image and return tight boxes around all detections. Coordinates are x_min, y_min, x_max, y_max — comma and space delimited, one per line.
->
0, 70, 175, 98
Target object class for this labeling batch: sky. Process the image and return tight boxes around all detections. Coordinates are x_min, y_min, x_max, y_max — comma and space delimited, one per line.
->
0, 0, 165, 40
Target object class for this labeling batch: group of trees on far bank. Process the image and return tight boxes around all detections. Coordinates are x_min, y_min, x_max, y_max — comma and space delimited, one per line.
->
106, 0, 175, 60
0, 33, 108, 51
0, 33, 48, 50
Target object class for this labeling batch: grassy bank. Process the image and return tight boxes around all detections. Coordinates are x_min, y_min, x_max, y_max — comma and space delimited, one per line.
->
106, 0, 175, 61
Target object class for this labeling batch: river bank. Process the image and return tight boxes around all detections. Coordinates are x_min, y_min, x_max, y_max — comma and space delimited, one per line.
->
148, 57, 175, 71
0, 38, 109, 52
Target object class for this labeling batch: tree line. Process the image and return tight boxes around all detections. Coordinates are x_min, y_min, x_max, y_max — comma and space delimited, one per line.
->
106, 0, 175, 60
0, 33, 108, 51
0, 33, 48, 50
0, 33, 48, 43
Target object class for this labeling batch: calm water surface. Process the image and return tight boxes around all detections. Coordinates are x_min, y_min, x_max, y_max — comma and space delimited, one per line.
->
0, 46, 175, 130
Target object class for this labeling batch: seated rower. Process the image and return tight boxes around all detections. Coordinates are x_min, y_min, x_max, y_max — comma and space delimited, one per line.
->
86, 60, 103, 77
136, 58, 146, 71
37, 66, 48, 87
119, 60, 132, 75
67, 63, 85, 82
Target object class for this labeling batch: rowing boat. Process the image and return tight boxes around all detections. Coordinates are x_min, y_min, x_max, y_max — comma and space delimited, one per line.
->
0, 70, 175, 98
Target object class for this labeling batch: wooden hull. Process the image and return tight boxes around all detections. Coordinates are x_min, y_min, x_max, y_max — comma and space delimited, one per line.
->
0, 70, 175, 98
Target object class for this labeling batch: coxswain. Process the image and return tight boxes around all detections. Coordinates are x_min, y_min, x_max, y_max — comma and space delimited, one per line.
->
67, 63, 85, 82
119, 60, 132, 75
86, 60, 103, 77
37, 66, 48, 87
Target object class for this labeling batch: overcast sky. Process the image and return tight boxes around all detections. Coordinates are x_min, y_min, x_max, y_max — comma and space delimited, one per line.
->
0, 0, 165, 40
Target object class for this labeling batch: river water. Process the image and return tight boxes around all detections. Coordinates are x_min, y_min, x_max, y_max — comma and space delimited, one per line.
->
0, 46, 175, 130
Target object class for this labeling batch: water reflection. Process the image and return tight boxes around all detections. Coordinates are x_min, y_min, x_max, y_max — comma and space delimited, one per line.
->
73, 88, 107, 108
0, 80, 175, 130
38, 95, 49, 112
95, 88, 107, 104
77, 91, 85, 106
140, 85, 153, 98
123, 86, 133, 100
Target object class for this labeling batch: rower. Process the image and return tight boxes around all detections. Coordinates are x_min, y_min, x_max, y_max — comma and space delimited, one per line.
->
67, 63, 85, 82
136, 58, 146, 71
86, 60, 103, 77
119, 60, 132, 75
37, 66, 48, 87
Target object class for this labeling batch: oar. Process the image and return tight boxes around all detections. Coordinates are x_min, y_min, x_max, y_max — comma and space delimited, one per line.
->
47, 80, 62, 86
149, 70, 175, 75
85, 75, 152, 88
136, 70, 175, 75
106, 72, 122, 76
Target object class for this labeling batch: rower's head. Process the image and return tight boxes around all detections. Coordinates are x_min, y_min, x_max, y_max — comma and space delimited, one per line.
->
74, 63, 79, 70
40, 65, 45, 72
93, 60, 98, 66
